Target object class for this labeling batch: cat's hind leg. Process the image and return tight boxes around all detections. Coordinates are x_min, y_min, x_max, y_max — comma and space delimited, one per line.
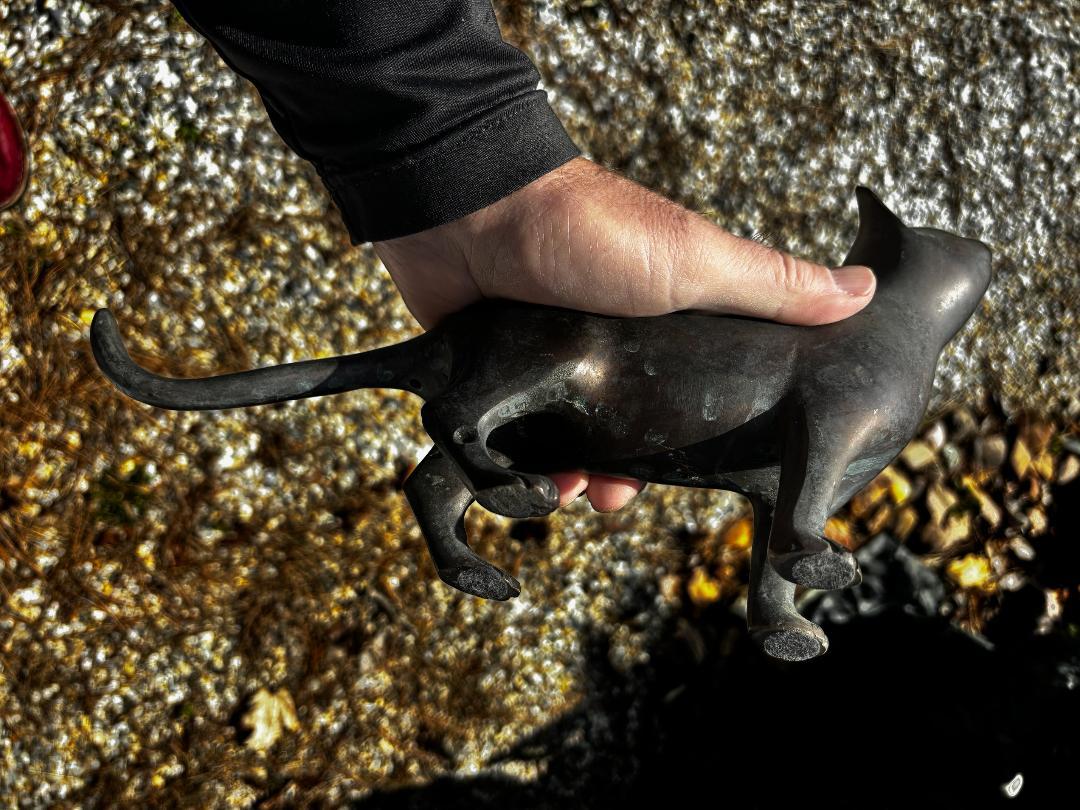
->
404, 444, 521, 601
747, 494, 829, 661
421, 395, 559, 519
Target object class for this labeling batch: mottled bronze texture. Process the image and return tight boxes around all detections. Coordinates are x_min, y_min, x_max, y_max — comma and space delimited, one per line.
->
91, 188, 991, 660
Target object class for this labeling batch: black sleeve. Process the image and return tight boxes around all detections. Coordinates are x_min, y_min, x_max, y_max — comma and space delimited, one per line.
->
171, 0, 581, 244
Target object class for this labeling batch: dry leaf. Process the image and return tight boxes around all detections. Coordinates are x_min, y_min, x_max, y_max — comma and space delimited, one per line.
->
242, 688, 300, 753
1011, 439, 1032, 479
901, 440, 936, 471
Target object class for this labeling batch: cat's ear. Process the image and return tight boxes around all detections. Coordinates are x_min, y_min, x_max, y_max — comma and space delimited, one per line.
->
841, 187, 905, 272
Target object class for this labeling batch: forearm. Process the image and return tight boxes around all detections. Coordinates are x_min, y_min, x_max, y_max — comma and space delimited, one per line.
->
171, 0, 580, 243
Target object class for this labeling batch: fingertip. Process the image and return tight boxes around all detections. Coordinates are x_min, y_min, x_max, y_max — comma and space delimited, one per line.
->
815, 264, 876, 323
773, 264, 876, 325
549, 471, 589, 507
586, 476, 646, 512
700, 233, 878, 326
830, 265, 876, 298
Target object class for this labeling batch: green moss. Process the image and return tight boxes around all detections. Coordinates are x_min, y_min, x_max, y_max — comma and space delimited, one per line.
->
89, 463, 152, 526
176, 119, 202, 145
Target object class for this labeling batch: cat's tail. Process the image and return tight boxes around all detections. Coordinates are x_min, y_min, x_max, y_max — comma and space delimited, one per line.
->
90, 309, 450, 411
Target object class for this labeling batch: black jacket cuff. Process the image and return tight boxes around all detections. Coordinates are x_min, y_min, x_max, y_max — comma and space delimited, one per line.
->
319, 90, 580, 244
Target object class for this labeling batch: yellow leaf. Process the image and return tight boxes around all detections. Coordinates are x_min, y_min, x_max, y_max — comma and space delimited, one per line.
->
824, 516, 853, 547
687, 567, 721, 606
242, 688, 299, 753
893, 506, 918, 541
1011, 440, 1032, 479
900, 440, 936, 471
1033, 451, 1054, 480
884, 468, 912, 504
721, 516, 752, 549
946, 554, 995, 592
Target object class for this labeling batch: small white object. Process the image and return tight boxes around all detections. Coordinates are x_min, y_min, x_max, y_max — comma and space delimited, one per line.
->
1001, 773, 1023, 798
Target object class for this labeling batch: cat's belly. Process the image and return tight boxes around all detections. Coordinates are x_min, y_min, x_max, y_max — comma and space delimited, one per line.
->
470, 303, 799, 489
487, 377, 786, 491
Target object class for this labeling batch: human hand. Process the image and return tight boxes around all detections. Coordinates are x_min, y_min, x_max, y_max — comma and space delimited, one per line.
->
373, 157, 875, 512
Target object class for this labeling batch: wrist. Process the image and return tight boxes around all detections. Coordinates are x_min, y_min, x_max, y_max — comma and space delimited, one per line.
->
371, 157, 597, 327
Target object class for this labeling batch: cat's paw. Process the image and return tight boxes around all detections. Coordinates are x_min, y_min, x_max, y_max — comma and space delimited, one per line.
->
475, 474, 558, 518
440, 564, 521, 601
747, 580, 831, 661
771, 536, 861, 591
750, 618, 830, 662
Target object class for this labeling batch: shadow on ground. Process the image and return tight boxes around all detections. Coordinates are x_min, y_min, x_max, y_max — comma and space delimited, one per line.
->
356, 534, 1080, 809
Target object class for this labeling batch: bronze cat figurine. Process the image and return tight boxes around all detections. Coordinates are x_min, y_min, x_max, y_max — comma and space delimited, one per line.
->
90, 188, 992, 661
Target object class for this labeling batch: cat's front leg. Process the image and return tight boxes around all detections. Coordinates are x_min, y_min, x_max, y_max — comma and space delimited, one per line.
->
768, 402, 863, 591
746, 494, 830, 661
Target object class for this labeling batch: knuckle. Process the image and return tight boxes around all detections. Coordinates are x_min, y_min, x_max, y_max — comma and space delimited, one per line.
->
769, 249, 820, 293
646, 199, 694, 308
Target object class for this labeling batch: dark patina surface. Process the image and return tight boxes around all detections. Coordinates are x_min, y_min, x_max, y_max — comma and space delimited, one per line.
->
91, 187, 992, 660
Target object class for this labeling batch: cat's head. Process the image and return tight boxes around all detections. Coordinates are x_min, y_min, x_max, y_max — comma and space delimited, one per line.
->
843, 187, 993, 343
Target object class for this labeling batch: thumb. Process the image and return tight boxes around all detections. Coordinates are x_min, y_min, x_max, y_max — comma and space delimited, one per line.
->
676, 224, 876, 326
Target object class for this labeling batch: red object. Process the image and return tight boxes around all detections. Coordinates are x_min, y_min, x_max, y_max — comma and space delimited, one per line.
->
0, 88, 28, 211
